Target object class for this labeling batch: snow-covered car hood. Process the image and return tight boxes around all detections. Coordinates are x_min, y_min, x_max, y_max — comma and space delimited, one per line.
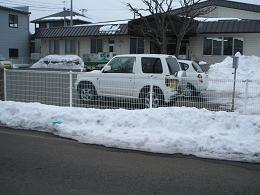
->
0, 60, 12, 69
31, 55, 85, 70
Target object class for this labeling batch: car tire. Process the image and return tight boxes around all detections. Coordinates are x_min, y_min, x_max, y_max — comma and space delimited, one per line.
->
78, 82, 97, 104
183, 84, 198, 98
139, 87, 164, 109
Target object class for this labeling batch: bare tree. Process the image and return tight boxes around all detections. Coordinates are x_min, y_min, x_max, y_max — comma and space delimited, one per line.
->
127, 0, 214, 57
127, 0, 175, 54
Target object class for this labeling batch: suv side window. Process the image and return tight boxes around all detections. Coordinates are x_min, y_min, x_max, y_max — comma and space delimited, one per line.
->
166, 58, 180, 75
107, 57, 135, 73
141, 57, 163, 74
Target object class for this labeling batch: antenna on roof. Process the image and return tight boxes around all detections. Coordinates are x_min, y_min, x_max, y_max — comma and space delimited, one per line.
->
80, 9, 88, 16
62, 0, 66, 26
70, 0, 73, 26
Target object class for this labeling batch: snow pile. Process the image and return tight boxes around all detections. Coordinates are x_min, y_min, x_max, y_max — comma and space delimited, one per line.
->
0, 101, 260, 163
208, 53, 260, 81
207, 54, 260, 114
31, 55, 85, 70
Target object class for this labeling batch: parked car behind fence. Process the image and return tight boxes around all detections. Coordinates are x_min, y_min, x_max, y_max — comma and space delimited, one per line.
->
76, 54, 185, 108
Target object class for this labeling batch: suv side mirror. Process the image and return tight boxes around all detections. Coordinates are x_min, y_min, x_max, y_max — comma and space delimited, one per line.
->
102, 65, 111, 73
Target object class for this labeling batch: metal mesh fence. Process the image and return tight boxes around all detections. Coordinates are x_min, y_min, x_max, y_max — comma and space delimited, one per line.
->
3, 69, 260, 114
0, 69, 4, 100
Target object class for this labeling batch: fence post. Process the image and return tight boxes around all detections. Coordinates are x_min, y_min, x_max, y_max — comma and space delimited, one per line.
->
4, 68, 7, 101
69, 71, 73, 107
244, 79, 249, 109
149, 76, 153, 108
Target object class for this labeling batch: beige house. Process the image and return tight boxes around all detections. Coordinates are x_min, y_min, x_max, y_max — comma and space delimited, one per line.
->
34, 21, 151, 62
33, 0, 260, 64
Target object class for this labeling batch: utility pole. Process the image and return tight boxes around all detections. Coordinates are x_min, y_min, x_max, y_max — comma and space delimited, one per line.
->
70, 0, 73, 26
62, 0, 66, 26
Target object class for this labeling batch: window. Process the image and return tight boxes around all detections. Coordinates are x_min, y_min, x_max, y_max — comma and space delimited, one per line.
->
166, 58, 180, 75
130, 38, 144, 54
212, 37, 222, 55
108, 39, 115, 52
223, 37, 233, 56
65, 40, 76, 54
9, 14, 18, 28
141, 57, 162, 74
179, 62, 189, 71
234, 38, 244, 55
203, 37, 244, 56
91, 39, 103, 53
192, 62, 203, 73
106, 57, 135, 73
9, 48, 19, 58
49, 40, 60, 54
203, 37, 213, 55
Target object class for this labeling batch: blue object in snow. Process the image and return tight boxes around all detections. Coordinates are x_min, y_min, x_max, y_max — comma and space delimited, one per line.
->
52, 118, 63, 126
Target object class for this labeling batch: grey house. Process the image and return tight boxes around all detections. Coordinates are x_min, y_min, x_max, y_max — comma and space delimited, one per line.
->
0, 5, 30, 64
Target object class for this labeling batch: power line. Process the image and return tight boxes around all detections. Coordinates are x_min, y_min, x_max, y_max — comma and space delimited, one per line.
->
0, 0, 63, 10
7, 0, 63, 6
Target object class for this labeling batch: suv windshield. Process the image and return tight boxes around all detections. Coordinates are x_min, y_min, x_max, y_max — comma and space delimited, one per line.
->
192, 62, 203, 73
166, 58, 180, 75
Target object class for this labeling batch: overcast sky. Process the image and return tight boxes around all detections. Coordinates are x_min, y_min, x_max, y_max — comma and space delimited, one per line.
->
1, 0, 260, 32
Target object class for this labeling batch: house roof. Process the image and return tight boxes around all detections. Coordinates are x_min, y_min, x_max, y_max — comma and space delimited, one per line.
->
33, 22, 129, 38
172, 0, 260, 15
31, 10, 91, 23
0, 5, 30, 14
197, 20, 260, 34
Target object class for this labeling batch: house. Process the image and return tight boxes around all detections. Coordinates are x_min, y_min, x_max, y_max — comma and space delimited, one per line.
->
33, 20, 151, 62
31, 10, 91, 31
0, 5, 30, 64
33, 0, 260, 64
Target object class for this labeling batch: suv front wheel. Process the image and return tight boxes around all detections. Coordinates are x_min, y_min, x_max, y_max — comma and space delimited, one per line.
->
78, 82, 97, 103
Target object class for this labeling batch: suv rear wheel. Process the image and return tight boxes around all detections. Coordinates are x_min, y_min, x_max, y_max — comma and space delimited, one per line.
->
140, 87, 164, 109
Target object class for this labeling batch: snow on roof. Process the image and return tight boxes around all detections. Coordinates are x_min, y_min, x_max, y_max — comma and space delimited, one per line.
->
41, 15, 90, 22
195, 17, 241, 22
75, 20, 130, 27
99, 24, 121, 35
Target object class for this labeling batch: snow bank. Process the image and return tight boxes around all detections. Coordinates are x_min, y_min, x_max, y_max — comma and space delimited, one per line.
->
31, 55, 85, 70
208, 53, 260, 81
0, 101, 259, 163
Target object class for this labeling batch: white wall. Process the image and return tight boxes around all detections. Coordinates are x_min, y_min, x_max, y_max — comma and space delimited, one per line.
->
205, 6, 260, 19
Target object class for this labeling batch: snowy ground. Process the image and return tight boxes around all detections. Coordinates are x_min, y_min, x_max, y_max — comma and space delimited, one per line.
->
0, 101, 259, 163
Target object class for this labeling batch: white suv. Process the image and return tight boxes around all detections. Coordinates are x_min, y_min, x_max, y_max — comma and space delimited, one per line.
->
75, 54, 184, 108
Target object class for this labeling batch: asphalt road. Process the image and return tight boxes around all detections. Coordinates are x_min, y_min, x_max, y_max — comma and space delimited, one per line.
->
0, 126, 260, 195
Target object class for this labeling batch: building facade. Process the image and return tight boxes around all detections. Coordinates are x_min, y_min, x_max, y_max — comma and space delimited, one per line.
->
0, 5, 30, 64
33, 0, 260, 65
